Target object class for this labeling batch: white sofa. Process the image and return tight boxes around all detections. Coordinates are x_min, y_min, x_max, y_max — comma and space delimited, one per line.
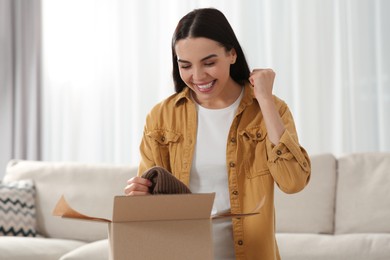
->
275, 153, 390, 260
0, 153, 389, 260
0, 160, 133, 260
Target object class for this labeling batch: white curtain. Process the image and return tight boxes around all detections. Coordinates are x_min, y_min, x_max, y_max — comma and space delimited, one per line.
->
0, 0, 42, 173
40, 0, 390, 166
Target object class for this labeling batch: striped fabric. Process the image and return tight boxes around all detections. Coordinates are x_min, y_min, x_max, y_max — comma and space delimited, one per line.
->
0, 179, 37, 237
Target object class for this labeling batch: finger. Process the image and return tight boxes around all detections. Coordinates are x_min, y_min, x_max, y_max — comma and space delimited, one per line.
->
124, 182, 150, 195
250, 68, 265, 75
249, 77, 254, 86
127, 176, 152, 187
251, 68, 274, 75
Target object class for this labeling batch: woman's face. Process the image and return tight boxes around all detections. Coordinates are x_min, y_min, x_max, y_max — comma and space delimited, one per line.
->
175, 37, 240, 108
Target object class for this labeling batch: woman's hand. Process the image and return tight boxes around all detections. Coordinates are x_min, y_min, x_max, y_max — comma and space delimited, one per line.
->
124, 176, 152, 196
249, 68, 285, 145
249, 68, 275, 101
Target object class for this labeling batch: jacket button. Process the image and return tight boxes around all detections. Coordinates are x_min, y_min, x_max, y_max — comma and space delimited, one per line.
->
161, 136, 165, 142
276, 150, 282, 155
238, 240, 243, 245
232, 190, 239, 196
256, 133, 261, 138
229, 162, 235, 167
230, 137, 236, 143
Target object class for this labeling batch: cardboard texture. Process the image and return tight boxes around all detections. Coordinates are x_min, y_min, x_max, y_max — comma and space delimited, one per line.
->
54, 194, 215, 260
53, 194, 264, 260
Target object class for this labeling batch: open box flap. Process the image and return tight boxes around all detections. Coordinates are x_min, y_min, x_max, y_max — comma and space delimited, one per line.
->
211, 196, 265, 219
53, 195, 111, 223
112, 193, 215, 222
53, 193, 264, 223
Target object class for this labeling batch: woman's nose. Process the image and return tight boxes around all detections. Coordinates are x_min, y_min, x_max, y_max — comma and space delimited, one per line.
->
192, 67, 205, 81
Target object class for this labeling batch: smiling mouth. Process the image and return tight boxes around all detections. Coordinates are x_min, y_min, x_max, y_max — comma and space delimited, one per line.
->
193, 80, 216, 91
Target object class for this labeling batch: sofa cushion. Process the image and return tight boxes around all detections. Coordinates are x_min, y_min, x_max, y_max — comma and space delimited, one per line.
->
274, 154, 337, 233
0, 179, 37, 237
335, 153, 390, 234
0, 236, 85, 260
276, 233, 390, 260
59, 239, 108, 260
3, 160, 138, 242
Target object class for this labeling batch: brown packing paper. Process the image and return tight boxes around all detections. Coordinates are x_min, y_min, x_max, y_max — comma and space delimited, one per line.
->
52, 195, 110, 222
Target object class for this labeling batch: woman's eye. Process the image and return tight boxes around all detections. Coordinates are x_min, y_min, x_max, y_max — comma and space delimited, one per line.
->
180, 65, 191, 69
205, 62, 215, 66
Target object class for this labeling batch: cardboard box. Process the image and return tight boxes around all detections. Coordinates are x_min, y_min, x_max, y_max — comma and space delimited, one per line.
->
54, 193, 215, 260
53, 194, 263, 260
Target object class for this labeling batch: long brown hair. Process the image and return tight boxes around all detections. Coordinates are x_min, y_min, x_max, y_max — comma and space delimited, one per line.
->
171, 8, 251, 93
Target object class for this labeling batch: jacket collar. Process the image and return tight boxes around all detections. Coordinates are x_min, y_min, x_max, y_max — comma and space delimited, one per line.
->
174, 87, 192, 106
236, 81, 257, 115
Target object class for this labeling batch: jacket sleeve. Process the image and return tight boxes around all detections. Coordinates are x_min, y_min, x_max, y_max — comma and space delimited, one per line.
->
266, 100, 311, 194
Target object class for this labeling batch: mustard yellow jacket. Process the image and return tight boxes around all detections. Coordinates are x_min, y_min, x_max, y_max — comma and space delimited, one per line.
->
138, 82, 311, 260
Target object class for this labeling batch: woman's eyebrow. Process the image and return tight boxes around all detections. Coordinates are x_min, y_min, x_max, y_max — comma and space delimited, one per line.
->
177, 54, 218, 63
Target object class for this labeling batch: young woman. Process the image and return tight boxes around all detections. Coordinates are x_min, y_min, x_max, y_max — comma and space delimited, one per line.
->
124, 8, 311, 260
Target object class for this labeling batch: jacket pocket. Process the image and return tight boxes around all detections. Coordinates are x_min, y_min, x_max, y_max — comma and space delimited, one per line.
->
244, 162, 270, 178
239, 126, 269, 178
239, 126, 266, 143
146, 129, 181, 172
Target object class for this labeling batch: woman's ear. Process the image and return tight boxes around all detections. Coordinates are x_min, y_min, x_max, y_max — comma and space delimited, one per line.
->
230, 48, 237, 64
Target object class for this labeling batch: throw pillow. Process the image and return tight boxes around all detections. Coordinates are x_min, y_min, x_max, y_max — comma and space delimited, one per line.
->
0, 179, 37, 237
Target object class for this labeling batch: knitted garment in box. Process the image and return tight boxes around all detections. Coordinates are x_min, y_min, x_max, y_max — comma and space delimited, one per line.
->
141, 166, 192, 194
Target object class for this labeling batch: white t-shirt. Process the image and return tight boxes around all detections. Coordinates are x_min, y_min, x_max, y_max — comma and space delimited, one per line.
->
189, 90, 243, 260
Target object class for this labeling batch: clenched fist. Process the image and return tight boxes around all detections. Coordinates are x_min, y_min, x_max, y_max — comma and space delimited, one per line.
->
249, 68, 275, 101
